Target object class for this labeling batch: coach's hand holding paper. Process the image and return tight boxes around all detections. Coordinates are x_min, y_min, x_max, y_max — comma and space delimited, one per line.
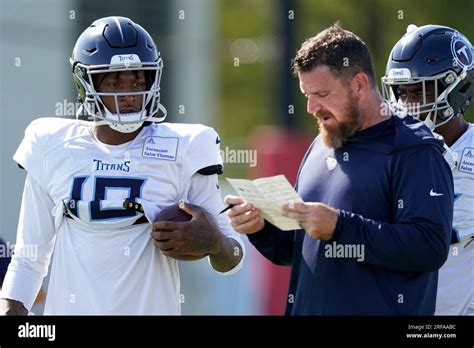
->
225, 175, 303, 231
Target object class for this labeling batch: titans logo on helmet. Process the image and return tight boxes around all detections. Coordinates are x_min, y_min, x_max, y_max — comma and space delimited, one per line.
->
451, 32, 473, 69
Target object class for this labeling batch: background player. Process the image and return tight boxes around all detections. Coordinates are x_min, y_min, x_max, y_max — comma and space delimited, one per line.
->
382, 24, 473, 315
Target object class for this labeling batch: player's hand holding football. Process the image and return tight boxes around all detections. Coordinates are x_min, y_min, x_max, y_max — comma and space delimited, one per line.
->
151, 202, 223, 259
224, 195, 265, 234
282, 201, 339, 240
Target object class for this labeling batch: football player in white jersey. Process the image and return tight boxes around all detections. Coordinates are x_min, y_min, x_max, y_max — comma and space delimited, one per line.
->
382, 25, 473, 315
0, 16, 244, 315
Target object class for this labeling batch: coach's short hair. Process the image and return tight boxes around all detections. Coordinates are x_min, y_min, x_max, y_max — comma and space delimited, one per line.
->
292, 24, 377, 87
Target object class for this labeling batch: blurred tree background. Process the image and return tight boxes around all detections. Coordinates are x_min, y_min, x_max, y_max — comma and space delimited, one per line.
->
215, 0, 473, 179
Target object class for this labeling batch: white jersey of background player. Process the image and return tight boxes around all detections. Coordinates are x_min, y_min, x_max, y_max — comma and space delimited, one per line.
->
383, 24, 474, 315
0, 16, 244, 315
439, 124, 474, 315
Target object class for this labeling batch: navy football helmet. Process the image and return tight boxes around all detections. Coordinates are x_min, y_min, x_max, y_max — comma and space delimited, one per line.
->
382, 25, 473, 130
70, 16, 167, 133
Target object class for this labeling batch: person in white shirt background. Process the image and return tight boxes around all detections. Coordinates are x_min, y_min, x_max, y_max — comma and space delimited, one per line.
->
382, 24, 473, 315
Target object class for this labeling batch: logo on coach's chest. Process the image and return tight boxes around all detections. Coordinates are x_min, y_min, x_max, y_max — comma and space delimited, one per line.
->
92, 159, 131, 172
326, 156, 337, 171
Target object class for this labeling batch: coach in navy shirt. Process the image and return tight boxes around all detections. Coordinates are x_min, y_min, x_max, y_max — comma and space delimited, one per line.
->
225, 24, 453, 315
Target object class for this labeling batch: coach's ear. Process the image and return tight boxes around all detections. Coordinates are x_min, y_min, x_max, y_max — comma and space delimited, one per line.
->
350, 71, 371, 98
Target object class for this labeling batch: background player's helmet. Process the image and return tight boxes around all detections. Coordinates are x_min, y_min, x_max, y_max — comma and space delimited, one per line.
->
382, 24, 473, 130
70, 16, 167, 133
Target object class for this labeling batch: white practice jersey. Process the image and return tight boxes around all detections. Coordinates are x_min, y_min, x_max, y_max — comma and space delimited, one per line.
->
1, 118, 244, 315
436, 123, 474, 315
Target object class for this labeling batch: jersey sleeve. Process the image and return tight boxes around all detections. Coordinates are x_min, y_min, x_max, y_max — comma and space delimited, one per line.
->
183, 127, 223, 178
185, 173, 245, 275
247, 224, 295, 266
1, 174, 57, 310
13, 120, 47, 189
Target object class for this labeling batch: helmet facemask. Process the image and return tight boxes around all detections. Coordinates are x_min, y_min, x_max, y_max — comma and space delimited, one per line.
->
72, 58, 167, 133
382, 68, 466, 130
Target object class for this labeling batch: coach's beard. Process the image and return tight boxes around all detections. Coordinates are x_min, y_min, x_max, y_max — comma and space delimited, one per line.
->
317, 94, 362, 149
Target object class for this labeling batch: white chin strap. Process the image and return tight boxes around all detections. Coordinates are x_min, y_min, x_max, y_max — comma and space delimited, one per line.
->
97, 107, 146, 133
443, 143, 459, 168
88, 103, 168, 134
104, 110, 146, 133
108, 120, 144, 133
425, 116, 459, 168
423, 109, 459, 169
424, 110, 459, 168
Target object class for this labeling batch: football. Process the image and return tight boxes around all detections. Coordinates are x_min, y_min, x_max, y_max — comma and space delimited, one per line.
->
154, 203, 206, 262
155, 203, 192, 222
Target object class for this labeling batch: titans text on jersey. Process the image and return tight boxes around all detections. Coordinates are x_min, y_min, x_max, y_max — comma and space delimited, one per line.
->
1, 118, 244, 314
